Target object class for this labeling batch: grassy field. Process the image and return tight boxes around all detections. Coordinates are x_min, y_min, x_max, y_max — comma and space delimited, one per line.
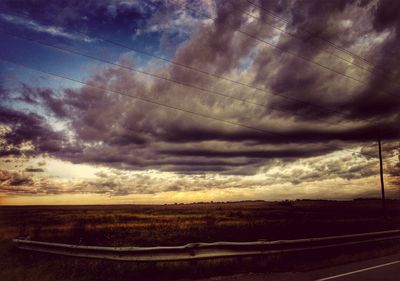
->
0, 199, 399, 280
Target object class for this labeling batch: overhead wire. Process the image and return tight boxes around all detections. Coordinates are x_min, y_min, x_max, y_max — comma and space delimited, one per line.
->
246, 0, 394, 76
0, 6, 397, 198
2, 27, 399, 151
1, 8, 398, 131
242, 6, 387, 78
0, 8, 360, 126
245, 0, 400, 104
1, 56, 398, 165
0, 28, 353, 128
165, 0, 400, 100
0, 7, 398, 165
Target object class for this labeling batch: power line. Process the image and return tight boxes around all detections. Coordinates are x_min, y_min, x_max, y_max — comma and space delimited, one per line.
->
1, 9, 396, 130
0, 20, 398, 189
166, 0, 400, 100
0, 19, 398, 163
4, 27, 399, 142
378, 139, 386, 216
242, 7, 380, 76
3, 56, 398, 164
246, 0, 394, 76
0, 29, 353, 128
245, 0, 400, 101
0, 8, 357, 126
0, 56, 287, 137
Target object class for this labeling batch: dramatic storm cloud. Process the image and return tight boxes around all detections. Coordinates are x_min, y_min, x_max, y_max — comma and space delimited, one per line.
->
0, 0, 399, 204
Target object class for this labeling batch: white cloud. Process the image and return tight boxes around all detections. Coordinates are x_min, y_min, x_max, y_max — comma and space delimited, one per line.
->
0, 13, 94, 42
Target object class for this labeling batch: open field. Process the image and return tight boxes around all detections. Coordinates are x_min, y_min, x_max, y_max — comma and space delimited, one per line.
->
1, 199, 400, 246
1, 199, 400, 280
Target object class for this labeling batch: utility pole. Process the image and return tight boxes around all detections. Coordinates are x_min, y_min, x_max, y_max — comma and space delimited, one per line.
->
378, 139, 386, 217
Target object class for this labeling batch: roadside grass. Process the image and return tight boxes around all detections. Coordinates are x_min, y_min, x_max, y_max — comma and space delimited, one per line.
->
0, 200, 399, 280
1, 200, 399, 247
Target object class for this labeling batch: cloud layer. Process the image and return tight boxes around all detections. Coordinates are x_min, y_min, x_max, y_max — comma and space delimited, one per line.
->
0, 0, 399, 200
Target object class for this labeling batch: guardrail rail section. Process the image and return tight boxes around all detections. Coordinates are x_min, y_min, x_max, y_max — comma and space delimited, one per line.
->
13, 229, 400, 262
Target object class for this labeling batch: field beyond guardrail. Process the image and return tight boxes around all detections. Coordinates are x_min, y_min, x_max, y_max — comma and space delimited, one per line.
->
12, 229, 400, 262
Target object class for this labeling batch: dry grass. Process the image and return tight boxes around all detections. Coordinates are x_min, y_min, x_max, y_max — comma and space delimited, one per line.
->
0, 199, 399, 280
1, 199, 399, 246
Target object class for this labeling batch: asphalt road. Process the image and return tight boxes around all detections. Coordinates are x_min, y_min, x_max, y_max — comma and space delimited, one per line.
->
193, 253, 400, 281
313, 259, 400, 281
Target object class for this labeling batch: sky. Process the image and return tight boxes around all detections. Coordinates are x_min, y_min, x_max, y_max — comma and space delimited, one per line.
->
0, 0, 399, 205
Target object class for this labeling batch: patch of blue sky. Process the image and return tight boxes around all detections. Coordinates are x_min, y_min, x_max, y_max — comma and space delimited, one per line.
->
1, 65, 83, 96
0, 31, 92, 77
0, 30, 128, 87
0, 61, 70, 97
0, 60, 68, 93
0, 11, 146, 70
0, 70, 74, 134
0, 1, 198, 74
157, 30, 192, 59
0, 79, 51, 120
88, 27, 193, 69
132, 30, 176, 58
0, 1, 200, 103
237, 48, 258, 72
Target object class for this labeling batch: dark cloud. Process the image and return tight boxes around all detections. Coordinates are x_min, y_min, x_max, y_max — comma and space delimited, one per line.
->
0, 106, 67, 156
158, 145, 337, 159
251, 0, 400, 122
0, 0, 399, 182
25, 167, 44, 172
373, 0, 400, 33
0, 169, 33, 186
0, 169, 63, 195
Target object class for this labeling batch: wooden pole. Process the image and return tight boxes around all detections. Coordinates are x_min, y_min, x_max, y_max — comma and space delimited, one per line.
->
378, 139, 386, 216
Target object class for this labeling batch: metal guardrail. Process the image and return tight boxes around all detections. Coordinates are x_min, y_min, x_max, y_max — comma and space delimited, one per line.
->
13, 229, 400, 262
